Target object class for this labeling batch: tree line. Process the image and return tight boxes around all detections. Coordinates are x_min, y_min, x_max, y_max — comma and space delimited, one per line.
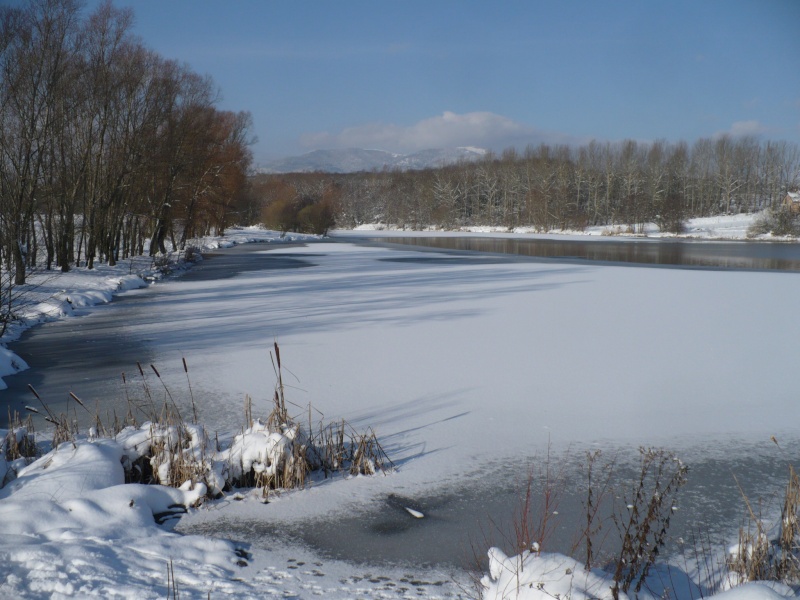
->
257, 137, 800, 235
0, 0, 255, 288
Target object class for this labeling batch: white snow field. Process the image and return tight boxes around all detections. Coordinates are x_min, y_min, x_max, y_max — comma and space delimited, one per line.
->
349, 211, 762, 240
1, 218, 800, 598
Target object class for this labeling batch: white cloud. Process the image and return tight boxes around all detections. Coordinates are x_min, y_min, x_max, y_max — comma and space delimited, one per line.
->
299, 111, 585, 153
713, 120, 769, 139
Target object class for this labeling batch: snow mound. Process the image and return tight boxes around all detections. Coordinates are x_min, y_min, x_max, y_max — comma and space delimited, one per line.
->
481, 548, 620, 599
0, 436, 237, 597
0, 347, 27, 390
479, 547, 798, 599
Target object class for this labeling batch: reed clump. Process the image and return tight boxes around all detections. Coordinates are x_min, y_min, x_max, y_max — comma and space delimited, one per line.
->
2, 412, 37, 461
727, 459, 800, 586
223, 343, 393, 497
8, 343, 392, 502
1, 411, 39, 488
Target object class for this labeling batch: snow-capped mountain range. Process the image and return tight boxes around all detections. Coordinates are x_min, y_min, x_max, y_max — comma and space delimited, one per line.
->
257, 146, 487, 174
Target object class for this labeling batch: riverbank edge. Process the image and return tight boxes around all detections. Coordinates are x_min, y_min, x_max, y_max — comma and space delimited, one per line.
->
0, 228, 321, 391
335, 211, 798, 243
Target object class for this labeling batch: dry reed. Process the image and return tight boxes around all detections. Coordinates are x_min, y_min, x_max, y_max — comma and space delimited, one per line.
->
11, 343, 393, 501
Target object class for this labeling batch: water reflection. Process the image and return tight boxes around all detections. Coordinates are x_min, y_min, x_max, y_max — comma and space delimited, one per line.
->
363, 237, 800, 271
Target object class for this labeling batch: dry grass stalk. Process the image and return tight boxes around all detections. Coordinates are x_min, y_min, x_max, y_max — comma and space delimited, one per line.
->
16, 346, 393, 501
50, 414, 76, 448
518, 445, 564, 554
266, 389, 288, 432
778, 466, 800, 575
121, 371, 153, 426
302, 419, 394, 478
182, 357, 198, 423
26, 385, 75, 448
166, 557, 179, 599
151, 364, 183, 422
3, 411, 37, 461
244, 395, 253, 429
572, 449, 616, 570
610, 447, 688, 599
350, 428, 393, 475
728, 472, 773, 583
312, 420, 342, 474
68, 392, 109, 439
728, 464, 800, 585
729, 523, 771, 583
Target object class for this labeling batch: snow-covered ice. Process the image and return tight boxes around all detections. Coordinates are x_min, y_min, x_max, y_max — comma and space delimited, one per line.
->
1, 219, 799, 598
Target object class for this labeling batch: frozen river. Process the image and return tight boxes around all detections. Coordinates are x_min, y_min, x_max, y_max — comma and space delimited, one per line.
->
2, 236, 799, 571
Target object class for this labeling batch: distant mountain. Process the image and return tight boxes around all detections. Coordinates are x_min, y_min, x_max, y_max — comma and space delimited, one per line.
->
257, 146, 487, 174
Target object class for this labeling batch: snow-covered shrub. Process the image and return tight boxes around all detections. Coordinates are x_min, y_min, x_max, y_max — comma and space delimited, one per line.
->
609, 448, 688, 598
224, 420, 303, 491
476, 448, 689, 600
350, 429, 390, 475
0, 416, 39, 489
113, 398, 392, 499
20, 345, 393, 502
305, 420, 393, 478
150, 251, 177, 275
117, 422, 214, 493
183, 245, 203, 263
2, 418, 37, 461
748, 208, 800, 237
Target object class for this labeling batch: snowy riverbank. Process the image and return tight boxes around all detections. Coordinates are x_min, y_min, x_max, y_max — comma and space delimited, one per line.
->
0, 228, 319, 390
345, 211, 774, 241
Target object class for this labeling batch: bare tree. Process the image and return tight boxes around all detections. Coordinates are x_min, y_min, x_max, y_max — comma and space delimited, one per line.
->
0, 0, 80, 284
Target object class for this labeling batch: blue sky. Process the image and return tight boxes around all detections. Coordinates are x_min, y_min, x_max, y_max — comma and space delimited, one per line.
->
86, 0, 800, 165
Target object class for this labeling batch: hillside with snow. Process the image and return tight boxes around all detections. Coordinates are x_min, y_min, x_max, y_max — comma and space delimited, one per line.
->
257, 146, 487, 173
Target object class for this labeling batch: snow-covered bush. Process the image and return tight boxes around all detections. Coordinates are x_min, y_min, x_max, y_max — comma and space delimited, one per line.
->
112, 410, 391, 499
224, 419, 302, 491
2, 420, 37, 461
0, 416, 38, 488
479, 546, 796, 600
117, 422, 216, 492
476, 447, 800, 599
107, 346, 393, 499
3, 344, 393, 533
747, 208, 800, 237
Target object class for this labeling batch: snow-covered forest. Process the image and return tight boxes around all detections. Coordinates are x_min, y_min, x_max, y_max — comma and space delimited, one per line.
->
0, 0, 257, 291
257, 137, 800, 235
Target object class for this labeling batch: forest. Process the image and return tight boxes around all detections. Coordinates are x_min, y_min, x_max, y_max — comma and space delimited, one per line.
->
256, 137, 800, 236
4, 0, 800, 288
0, 0, 256, 290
